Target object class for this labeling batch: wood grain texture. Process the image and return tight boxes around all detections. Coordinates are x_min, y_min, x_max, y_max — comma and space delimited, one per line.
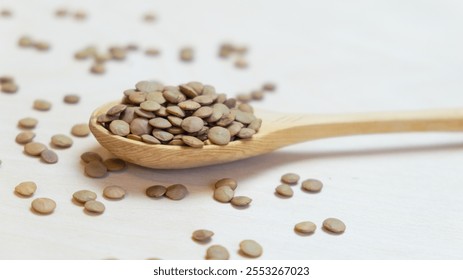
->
91, 102, 463, 169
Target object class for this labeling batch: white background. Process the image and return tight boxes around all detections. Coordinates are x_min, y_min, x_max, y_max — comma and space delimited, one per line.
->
1, 0, 463, 259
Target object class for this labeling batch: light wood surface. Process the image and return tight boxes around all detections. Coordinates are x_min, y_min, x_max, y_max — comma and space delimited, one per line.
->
91, 102, 463, 169
1, 0, 463, 260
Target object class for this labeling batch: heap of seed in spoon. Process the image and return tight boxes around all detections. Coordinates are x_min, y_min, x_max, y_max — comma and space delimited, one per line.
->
97, 81, 262, 148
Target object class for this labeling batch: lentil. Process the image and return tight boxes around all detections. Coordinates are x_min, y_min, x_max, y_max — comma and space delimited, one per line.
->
73, 190, 97, 203
31, 198, 56, 214
281, 173, 300, 185
84, 200, 105, 214
294, 221, 317, 234
40, 149, 58, 164
103, 185, 126, 199
323, 218, 346, 234
146, 185, 167, 198
239, 240, 262, 258
206, 245, 229, 260
15, 181, 37, 196
165, 184, 188, 200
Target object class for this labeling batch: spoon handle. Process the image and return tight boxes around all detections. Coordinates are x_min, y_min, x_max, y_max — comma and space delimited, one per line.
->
270, 108, 463, 146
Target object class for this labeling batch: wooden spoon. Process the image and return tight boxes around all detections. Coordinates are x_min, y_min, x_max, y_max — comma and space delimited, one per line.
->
89, 101, 463, 169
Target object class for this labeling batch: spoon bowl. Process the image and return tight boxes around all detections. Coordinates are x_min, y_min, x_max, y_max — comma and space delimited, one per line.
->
90, 101, 463, 169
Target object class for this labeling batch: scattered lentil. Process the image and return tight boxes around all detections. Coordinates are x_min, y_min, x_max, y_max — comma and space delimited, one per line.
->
262, 82, 276, 91
146, 185, 167, 198
323, 218, 346, 234
85, 160, 107, 178
103, 158, 126, 171
145, 48, 160, 56
33, 99, 52, 111
90, 63, 105, 74
18, 117, 38, 129
31, 198, 56, 214
215, 178, 237, 190
239, 240, 263, 258
103, 185, 126, 199
206, 245, 229, 260
1, 82, 18, 93
73, 190, 97, 203
24, 142, 47, 156
71, 123, 90, 137
84, 200, 105, 214
192, 229, 214, 242
235, 57, 248, 69
63, 94, 80, 104
51, 134, 73, 148
18, 36, 33, 47
301, 179, 323, 192
275, 184, 293, 197
80, 152, 102, 163
165, 184, 188, 200
213, 186, 234, 203
40, 149, 58, 164
180, 47, 194, 62
230, 196, 252, 207
294, 221, 317, 234
34, 41, 50, 51
15, 131, 35, 144
15, 181, 37, 197
281, 173, 300, 185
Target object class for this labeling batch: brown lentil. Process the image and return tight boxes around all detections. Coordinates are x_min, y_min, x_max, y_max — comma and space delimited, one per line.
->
213, 186, 234, 203
18, 117, 38, 129
192, 230, 214, 242
235, 57, 248, 69
182, 136, 204, 148
31, 198, 56, 214
24, 142, 47, 156
33, 99, 52, 111
85, 160, 107, 178
1, 82, 18, 93
40, 149, 58, 164
294, 221, 317, 234
51, 134, 73, 148
84, 200, 105, 214
90, 63, 105, 74
34, 41, 50, 51
15, 181, 37, 197
109, 120, 130, 136
281, 173, 300, 185
15, 131, 36, 144
145, 48, 160, 56
18, 36, 33, 47
323, 218, 346, 234
215, 178, 237, 190
146, 185, 167, 198
239, 240, 263, 258
230, 196, 252, 207
165, 184, 188, 200
103, 158, 126, 171
63, 94, 80, 104
71, 123, 90, 137
80, 152, 102, 163
206, 245, 229, 260
302, 179, 323, 192
262, 82, 276, 91
179, 47, 194, 62
275, 184, 293, 197
103, 185, 126, 199
73, 190, 97, 203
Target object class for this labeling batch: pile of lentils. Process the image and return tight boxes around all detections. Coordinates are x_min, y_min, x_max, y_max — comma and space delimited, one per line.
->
97, 81, 262, 148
